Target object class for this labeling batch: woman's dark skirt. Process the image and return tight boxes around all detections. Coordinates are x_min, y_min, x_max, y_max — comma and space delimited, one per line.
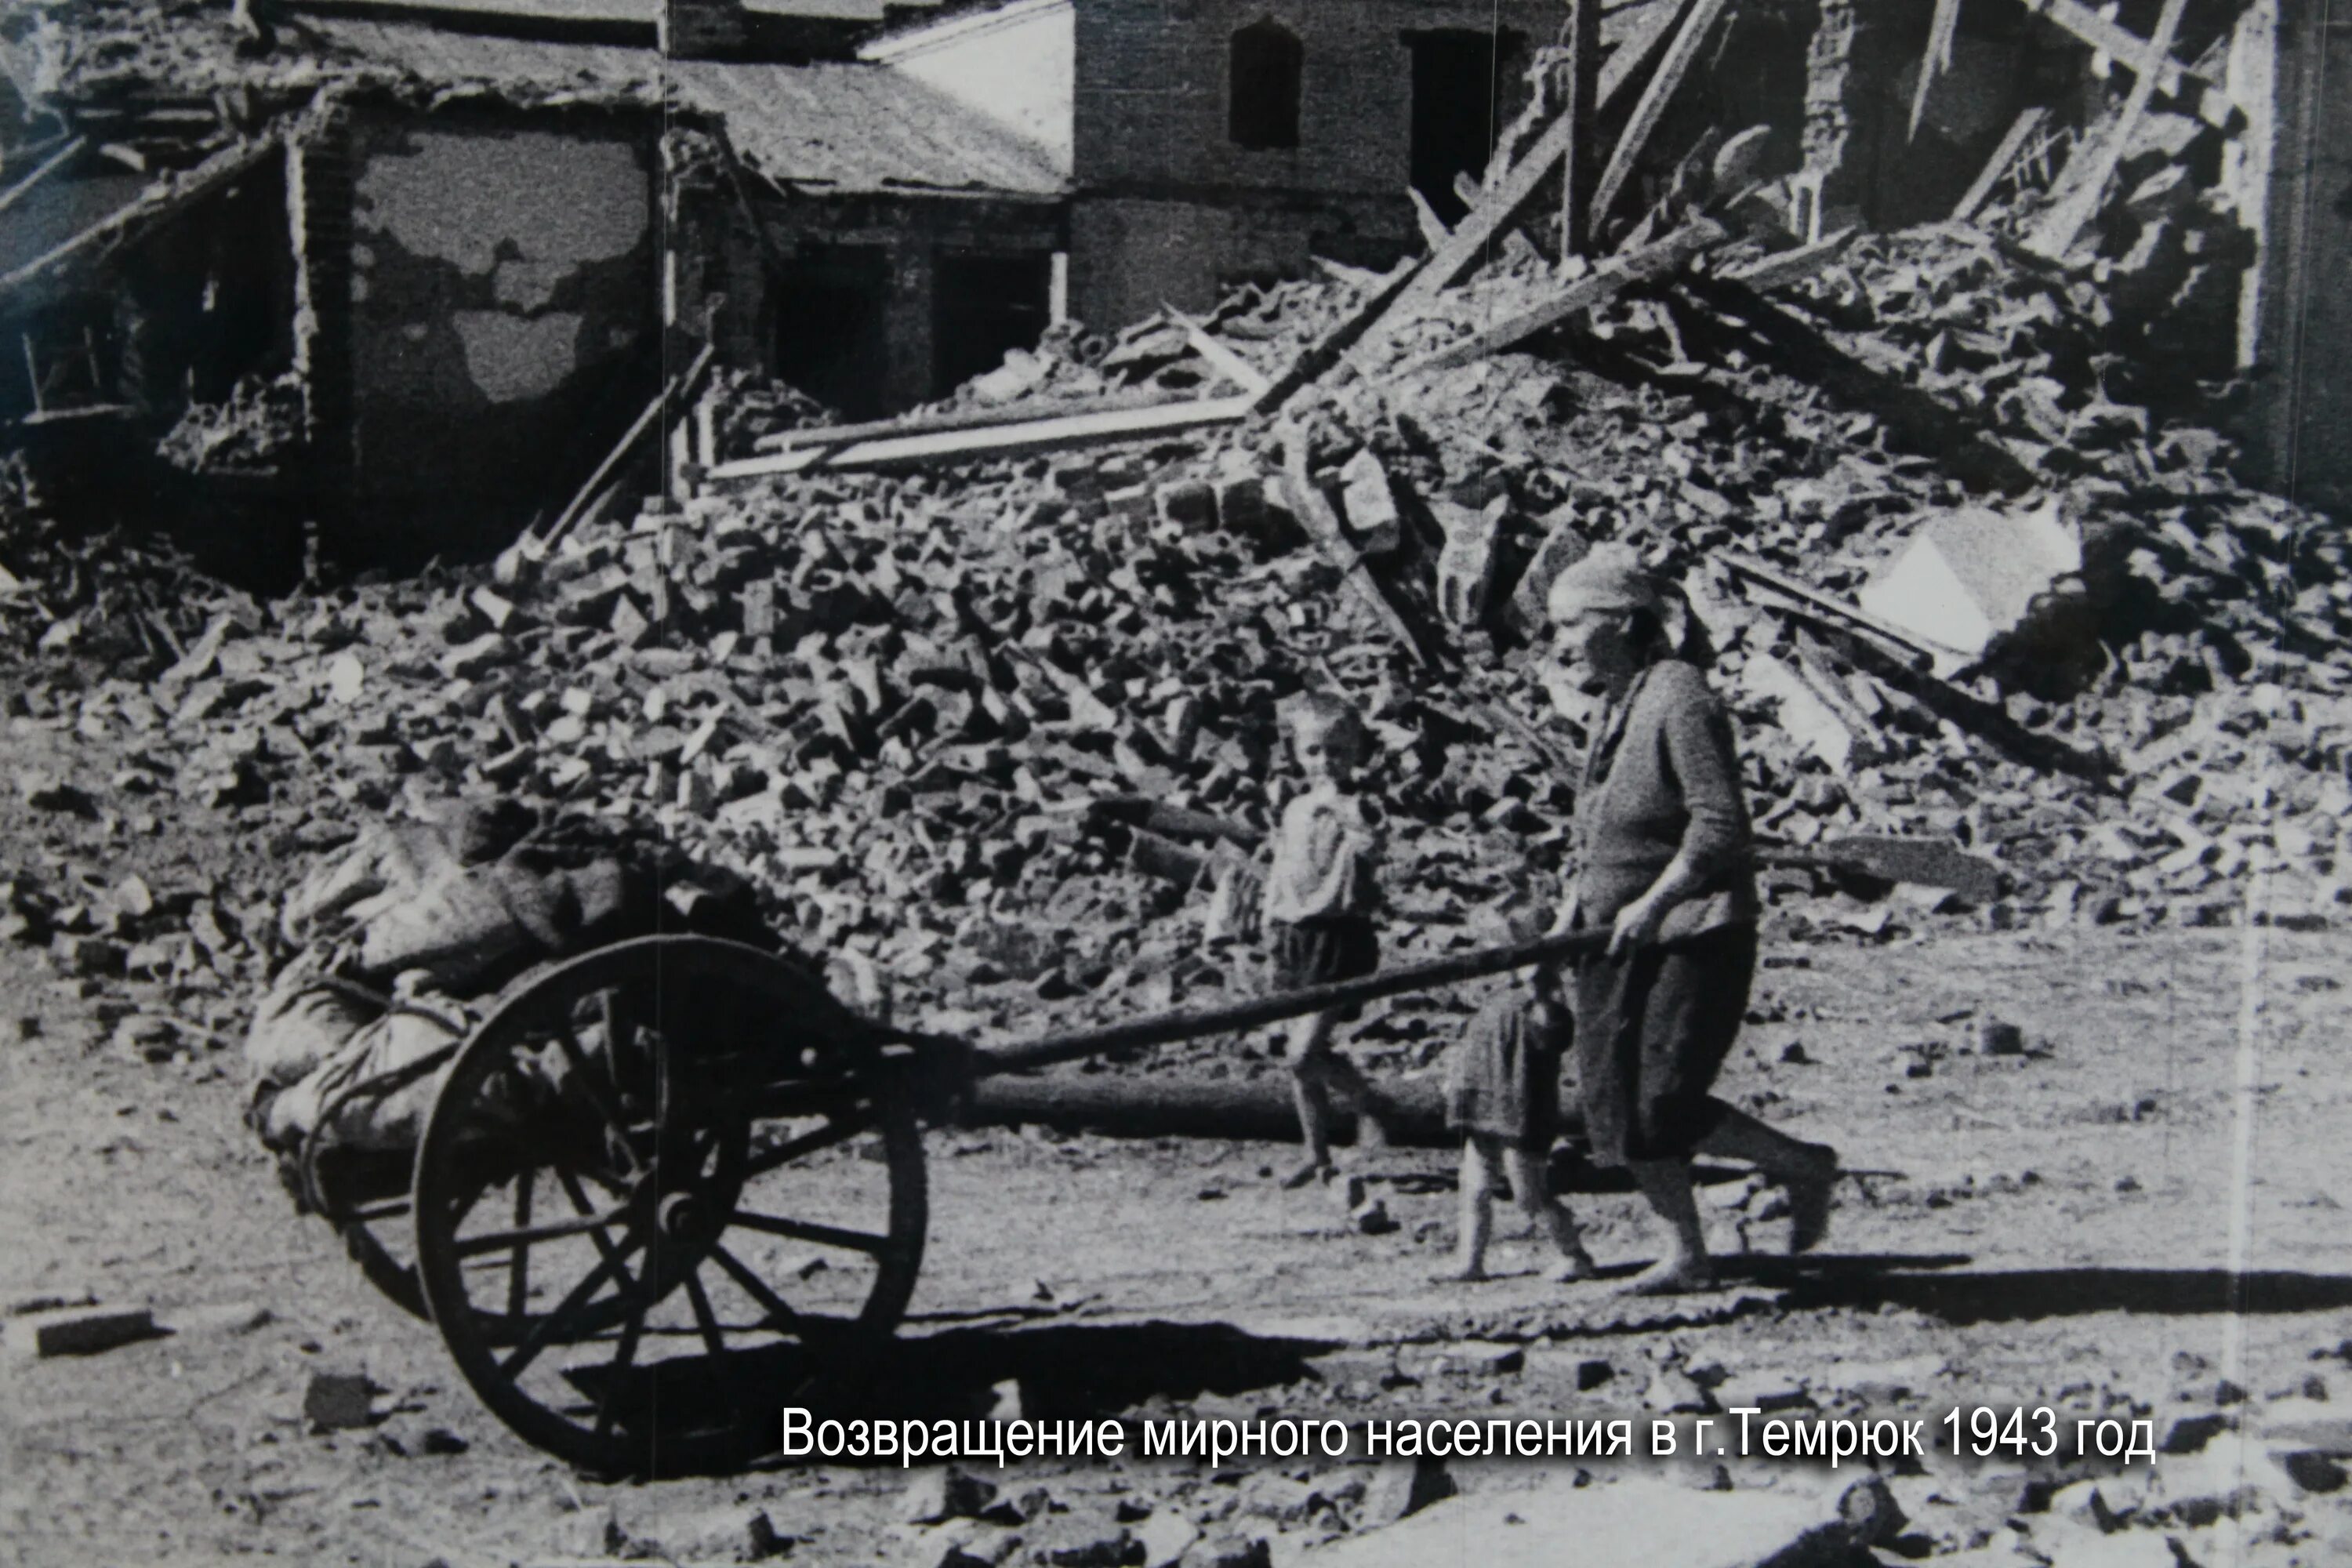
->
1573, 923, 1758, 1167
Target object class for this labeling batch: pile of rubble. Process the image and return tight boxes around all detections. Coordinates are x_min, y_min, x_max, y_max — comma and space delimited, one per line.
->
1, 78, 2345, 1063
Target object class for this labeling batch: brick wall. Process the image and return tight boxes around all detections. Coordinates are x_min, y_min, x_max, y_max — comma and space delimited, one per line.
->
1073, 0, 1559, 198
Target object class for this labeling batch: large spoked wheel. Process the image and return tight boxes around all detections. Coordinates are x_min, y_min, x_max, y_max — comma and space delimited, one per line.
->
412, 936, 927, 1476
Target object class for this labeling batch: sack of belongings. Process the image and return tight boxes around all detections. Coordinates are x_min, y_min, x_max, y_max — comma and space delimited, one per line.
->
245, 798, 782, 1163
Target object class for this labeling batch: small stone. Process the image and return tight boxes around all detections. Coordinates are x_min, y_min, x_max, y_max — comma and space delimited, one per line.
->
1190, 1535, 1270, 1568
1576, 1359, 1615, 1392
2278, 1450, 2347, 1494
303, 1369, 379, 1431
1134, 1511, 1197, 1568
903, 1465, 998, 1525
1360, 1455, 1454, 1528
5, 1304, 157, 1358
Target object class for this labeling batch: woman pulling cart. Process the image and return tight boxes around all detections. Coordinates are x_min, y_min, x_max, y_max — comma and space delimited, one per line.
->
1543, 545, 1838, 1295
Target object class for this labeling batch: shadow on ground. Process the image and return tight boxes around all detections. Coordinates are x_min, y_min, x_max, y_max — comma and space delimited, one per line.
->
1726, 1256, 2352, 1325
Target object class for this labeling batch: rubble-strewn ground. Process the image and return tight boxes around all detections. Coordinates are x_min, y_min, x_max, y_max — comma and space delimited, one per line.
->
3, 876, 2350, 1565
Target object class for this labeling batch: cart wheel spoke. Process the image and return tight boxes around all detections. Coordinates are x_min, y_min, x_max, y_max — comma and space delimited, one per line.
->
551, 1019, 642, 1175
557, 1167, 635, 1277
593, 1301, 649, 1446
500, 1234, 644, 1381
455, 1200, 628, 1258
505, 1175, 533, 1319
742, 1111, 872, 1179
683, 1267, 726, 1357
707, 1241, 804, 1333
728, 1210, 895, 1258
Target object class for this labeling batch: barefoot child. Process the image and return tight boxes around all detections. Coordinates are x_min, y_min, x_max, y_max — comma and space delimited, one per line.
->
1438, 959, 1595, 1282
1261, 693, 1393, 1188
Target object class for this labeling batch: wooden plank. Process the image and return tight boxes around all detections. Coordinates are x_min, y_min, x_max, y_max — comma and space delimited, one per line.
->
1589, 0, 1737, 233
0, 138, 85, 220
1277, 434, 1435, 666
540, 344, 713, 546
1722, 224, 1856, 290
1951, 107, 2051, 223
1396, 218, 1726, 377
1407, 186, 1451, 251
1171, 310, 1271, 395
1722, 551, 1970, 670
2015, 0, 2239, 129
1559, 0, 1604, 258
1907, 0, 1965, 140
750, 389, 1171, 454
0, 135, 278, 303
707, 395, 1252, 482
2024, 0, 2188, 260
1250, 257, 1422, 416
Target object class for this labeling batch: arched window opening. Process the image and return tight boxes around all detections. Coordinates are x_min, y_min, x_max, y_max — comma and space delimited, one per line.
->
1229, 19, 1302, 151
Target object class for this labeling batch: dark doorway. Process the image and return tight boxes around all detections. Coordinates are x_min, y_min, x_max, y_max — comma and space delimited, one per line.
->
931, 250, 1053, 398
771, 244, 890, 419
1406, 29, 1519, 225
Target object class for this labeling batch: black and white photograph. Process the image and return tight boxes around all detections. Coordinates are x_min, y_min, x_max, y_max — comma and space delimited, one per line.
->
0, 0, 2347, 1563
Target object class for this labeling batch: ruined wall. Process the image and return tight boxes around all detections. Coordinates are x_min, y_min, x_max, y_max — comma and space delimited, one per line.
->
1066, 0, 1555, 332
1073, 0, 1556, 197
2243, 5, 2352, 517
751, 194, 1063, 413
1066, 191, 1402, 332
343, 106, 656, 549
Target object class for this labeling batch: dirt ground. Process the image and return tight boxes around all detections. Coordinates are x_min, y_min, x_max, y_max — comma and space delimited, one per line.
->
5, 759, 2352, 1568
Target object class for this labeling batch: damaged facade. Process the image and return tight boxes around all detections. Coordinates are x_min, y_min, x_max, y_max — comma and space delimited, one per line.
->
2, 0, 2350, 551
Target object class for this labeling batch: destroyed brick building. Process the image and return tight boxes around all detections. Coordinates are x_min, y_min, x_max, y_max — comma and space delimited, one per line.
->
0, 0, 2348, 554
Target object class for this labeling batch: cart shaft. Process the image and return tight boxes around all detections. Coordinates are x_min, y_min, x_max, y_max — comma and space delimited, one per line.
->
975, 928, 1609, 1077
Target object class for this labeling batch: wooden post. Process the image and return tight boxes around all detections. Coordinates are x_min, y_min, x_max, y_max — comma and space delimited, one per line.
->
1590, 0, 1737, 234
1558, 0, 1602, 259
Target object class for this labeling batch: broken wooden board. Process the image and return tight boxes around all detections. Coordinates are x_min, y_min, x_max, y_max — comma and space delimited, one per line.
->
1907, 0, 1965, 140
539, 343, 714, 546
1951, 107, 2053, 224
0, 132, 281, 303
1589, 0, 1737, 231
2015, 0, 2241, 130
1722, 226, 1856, 290
1171, 310, 1272, 396
750, 388, 1173, 453
1722, 550, 1973, 674
1339, 0, 1684, 370
706, 396, 1252, 481
2025, 0, 2190, 260
1249, 259, 1424, 416
0, 136, 85, 220
1396, 218, 1726, 377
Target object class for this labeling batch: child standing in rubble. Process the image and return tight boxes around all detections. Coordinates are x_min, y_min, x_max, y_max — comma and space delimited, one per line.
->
1436, 931, 1595, 1283
1260, 692, 1396, 1188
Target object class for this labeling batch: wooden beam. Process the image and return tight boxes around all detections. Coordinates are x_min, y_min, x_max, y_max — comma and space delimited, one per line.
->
750, 390, 1170, 454
1171, 310, 1272, 396
1907, 0, 1965, 140
1589, 0, 1737, 233
1277, 434, 1436, 666
1722, 225, 1856, 289
540, 343, 710, 544
1407, 186, 1451, 251
706, 395, 1253, 482
0, 134, 279, 303
1722, 551, 1969, 670
2024, 0, 2188, 260
1396, 218, 1726, 377
1249, 257, 1422, 416
1559, 0, 1604, 259
2014, 0, 2240, 130
0, 138, 85, 220
1950, 106, 2051, 223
